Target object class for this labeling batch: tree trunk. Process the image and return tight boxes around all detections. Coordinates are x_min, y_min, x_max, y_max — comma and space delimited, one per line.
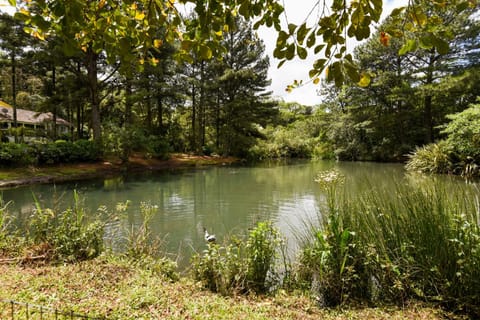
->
424, 94, 433, 143
76, 62, 82, 140
11, 51, 17, 143
424, 54, 435, 144
52, 64, 57, 140
157, 95, 163, 133
216, 90, 220, 150
200, 62, 206, 148
125, 76, 132, 127
86, 48, 101, 143
191, 81, 196, 151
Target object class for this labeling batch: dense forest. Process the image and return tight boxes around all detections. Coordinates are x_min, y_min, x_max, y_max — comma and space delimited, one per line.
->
0, 1, 479, 175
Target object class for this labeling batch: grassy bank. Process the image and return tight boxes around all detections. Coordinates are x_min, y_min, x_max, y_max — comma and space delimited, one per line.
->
0, 153, 238, 188
0, 256, 444, 319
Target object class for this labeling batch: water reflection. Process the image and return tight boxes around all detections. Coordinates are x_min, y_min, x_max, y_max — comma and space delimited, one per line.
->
1, 160, 478, 267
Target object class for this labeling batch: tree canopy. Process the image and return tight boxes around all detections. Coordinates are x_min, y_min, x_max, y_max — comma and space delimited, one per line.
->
8, 0, 478, 90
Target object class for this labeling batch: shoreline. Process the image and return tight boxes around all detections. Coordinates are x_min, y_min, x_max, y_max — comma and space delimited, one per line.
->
0, 153, 239, 189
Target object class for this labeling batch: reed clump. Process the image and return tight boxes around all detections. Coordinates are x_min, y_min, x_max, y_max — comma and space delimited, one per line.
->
298, 171, 480, 317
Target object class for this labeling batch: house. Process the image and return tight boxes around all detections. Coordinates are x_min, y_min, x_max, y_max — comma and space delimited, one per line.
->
0, 100, 72, 142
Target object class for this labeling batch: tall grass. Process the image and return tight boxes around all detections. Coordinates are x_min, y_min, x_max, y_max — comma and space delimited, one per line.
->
298, 171, 480, 316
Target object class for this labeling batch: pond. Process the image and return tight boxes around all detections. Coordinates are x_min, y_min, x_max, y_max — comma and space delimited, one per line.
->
1, 160, 477, 267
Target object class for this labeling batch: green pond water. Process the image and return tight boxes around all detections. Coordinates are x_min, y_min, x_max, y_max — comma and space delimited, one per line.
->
1, 160, 477, 266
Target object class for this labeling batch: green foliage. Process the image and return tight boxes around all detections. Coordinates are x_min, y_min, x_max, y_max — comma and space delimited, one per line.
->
405, 141, 453, 174
298, 175, 480, 316
407, 103, 480, 178
245, 221, 283, 293
443, 103, 480, 160
0, 140, 100, 167
192, 221, 283, 295
0, 143, 36, 166
249, 107, 331, 160
29, 192, 104, 262
103, 123, 170, 162
192, 241, 245, 295
36, 140, 101, 164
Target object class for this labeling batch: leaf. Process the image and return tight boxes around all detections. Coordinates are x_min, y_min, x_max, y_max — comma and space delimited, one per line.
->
33, 31, 45, 41
276, 30, 289, 46
199, 45, 212, 60
419, 36, 433, 49
399, 39, 417, 55
297, 46, 307, 60
285, 44, 295, 60
297, 23, 308, 44
314, 44, 325, 54
277, 59, 286, 68
345, 62, 360, 83
8, 0, 16, 6
313, 77, 320, 85
410, 7, 427, 27
390, 7, 405, 17
181, 40, 193, 51
150, 57, 159, 66
433, 38, 449, 55
313, 58, 327, 70
288, 23, 297, 35
306, 32, 316, 48
358, 73, 371, 87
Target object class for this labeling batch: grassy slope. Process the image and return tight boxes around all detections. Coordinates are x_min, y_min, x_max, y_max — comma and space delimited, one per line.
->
0, 256, 443, 320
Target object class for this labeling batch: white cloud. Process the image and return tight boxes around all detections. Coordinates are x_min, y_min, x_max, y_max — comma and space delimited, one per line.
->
258, 0, 409, 106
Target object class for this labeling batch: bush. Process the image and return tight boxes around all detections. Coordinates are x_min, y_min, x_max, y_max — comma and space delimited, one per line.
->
406, 103, 480, 178
298, 173, 480, 316
29, 192, 104, 262
103, 123, 170, 161
0, 140, 100, 166
405, 141, 453, 174
192, 221, 284, 295
0, 143, 36, 166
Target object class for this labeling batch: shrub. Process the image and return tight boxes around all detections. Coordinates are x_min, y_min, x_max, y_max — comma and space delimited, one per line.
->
144, 136, 170, 160
192, 221, 284, 295
443, 103, 480, 160
245, 221, 283, 293
36, 140, 100, 164
29, 192, 104, 262
192, 241, 245, 294
0, 143, 36, 166
405, 141, 453, 174
407, 103, 480, 178
103, 123, 170, 161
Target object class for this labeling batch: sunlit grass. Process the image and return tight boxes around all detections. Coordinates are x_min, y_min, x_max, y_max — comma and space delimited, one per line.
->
0, 255, 445, 320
